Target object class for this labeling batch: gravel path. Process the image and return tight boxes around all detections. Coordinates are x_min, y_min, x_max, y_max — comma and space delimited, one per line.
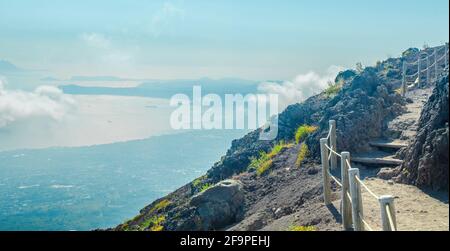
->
356, 87, 448, 231
359, 177, 448, 231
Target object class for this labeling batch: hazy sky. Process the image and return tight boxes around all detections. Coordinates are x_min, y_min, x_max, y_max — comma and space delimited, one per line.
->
0, 0, 449, 80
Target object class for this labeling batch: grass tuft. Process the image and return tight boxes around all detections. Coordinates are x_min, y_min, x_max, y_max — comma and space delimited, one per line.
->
295, 125, 317, 144
289, 225, 316, 231
256, 159, 273, 176
324, 81, 343, 98
249, 141, 293, 176
199, 183, 213, 192
295, 143, 309, 168
140, 215, 165, 231
150, 199, 171, 214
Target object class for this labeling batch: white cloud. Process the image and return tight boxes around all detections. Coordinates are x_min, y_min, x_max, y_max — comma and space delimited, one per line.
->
80, 33, 112, 49
258, 65, 344, 111
0, 78, 76, 129
80, 32, 134, 67
150, 1, 185, 37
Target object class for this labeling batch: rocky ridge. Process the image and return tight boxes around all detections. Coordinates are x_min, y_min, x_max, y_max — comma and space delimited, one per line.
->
113, 44, 448, 231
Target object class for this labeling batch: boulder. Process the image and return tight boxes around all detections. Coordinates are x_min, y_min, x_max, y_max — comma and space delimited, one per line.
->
377, 167, 400, 180
189, 179, 245, 230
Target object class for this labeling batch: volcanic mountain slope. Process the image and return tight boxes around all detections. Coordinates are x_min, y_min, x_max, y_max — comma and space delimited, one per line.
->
113, 45, 449, 231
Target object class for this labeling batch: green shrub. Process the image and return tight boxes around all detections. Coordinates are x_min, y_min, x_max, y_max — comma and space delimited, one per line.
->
289, 225, 316, 231
199, 183, 213, 192
324, 83, 342, 98
295, 125, 317, 144
140, 215, 165, 231
249, 141, 293, 176
256, 159, 273, 176
192, 176, 206, 188
295, 143, 309, 168
268, 141, 293, 158
150, 199, 171, 214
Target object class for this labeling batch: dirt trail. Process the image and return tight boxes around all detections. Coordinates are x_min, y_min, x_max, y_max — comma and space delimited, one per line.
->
354, 87, 449, 231
360, 178, 448, 231
385, 88, 433, 141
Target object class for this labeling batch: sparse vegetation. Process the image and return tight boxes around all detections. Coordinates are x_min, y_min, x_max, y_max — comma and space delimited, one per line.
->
295, 143, 309, 168
356, 62, 364, 73
150, 199, 171, 214
324, 82, 342, 98
295, 125, 317, 144
192, 175, 214, 193
268, 141, 293, 158
192, 175, 206, 188
289, 225, 316, 231
256, 159, 273, 176
199, 183, 213, 192
192, 176, 205, 187
249, 141, 293, 176
140, 215, 165, 231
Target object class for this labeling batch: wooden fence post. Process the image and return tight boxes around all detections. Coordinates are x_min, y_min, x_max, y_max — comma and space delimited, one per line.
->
427, 56, 431, 85
417, 56, 421, 87
348, 168, 364, 231
379, 195, 397, 231
340, 152, 352, 230
435, 48, 439, 81
402, 62, 407, 96
320, 138, 331, 205
329, 120, 337, 170
445, 43, 449, 69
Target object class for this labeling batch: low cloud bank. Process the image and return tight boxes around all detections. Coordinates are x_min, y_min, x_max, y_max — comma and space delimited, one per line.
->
258, 66, 344, 110
0, 78, 76, 129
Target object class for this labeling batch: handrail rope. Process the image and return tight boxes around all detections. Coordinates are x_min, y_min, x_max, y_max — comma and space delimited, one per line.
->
436, 53, 448, 62
420, 54, 446, 72
405, 72, 419, 78
345, 192, 352, 204
326, 127, 332, 140
345, 159, 352, 169
385, 205, 397, 231
355, 176, 380, 200
327, 170, 343, 187
428, 61, 437, 69
359, 213, 374, 231
404, 61, 418, 66
324, 144, 342, 158
405, 76, 418, 82
427, 51, 437, 58
404, 50, 448, 67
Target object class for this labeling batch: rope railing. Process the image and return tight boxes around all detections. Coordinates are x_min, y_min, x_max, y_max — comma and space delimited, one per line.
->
326, 127, 332, 140
320, 120, 399, 231
355, 176, 379, 200
405, 72, 419, 78
401, 44, 449, 96
345, 192, 352, 204
324, 143, 342, 158
386, 204, 397, 231
328, 170, 342, 187
360, 213, 374, 231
